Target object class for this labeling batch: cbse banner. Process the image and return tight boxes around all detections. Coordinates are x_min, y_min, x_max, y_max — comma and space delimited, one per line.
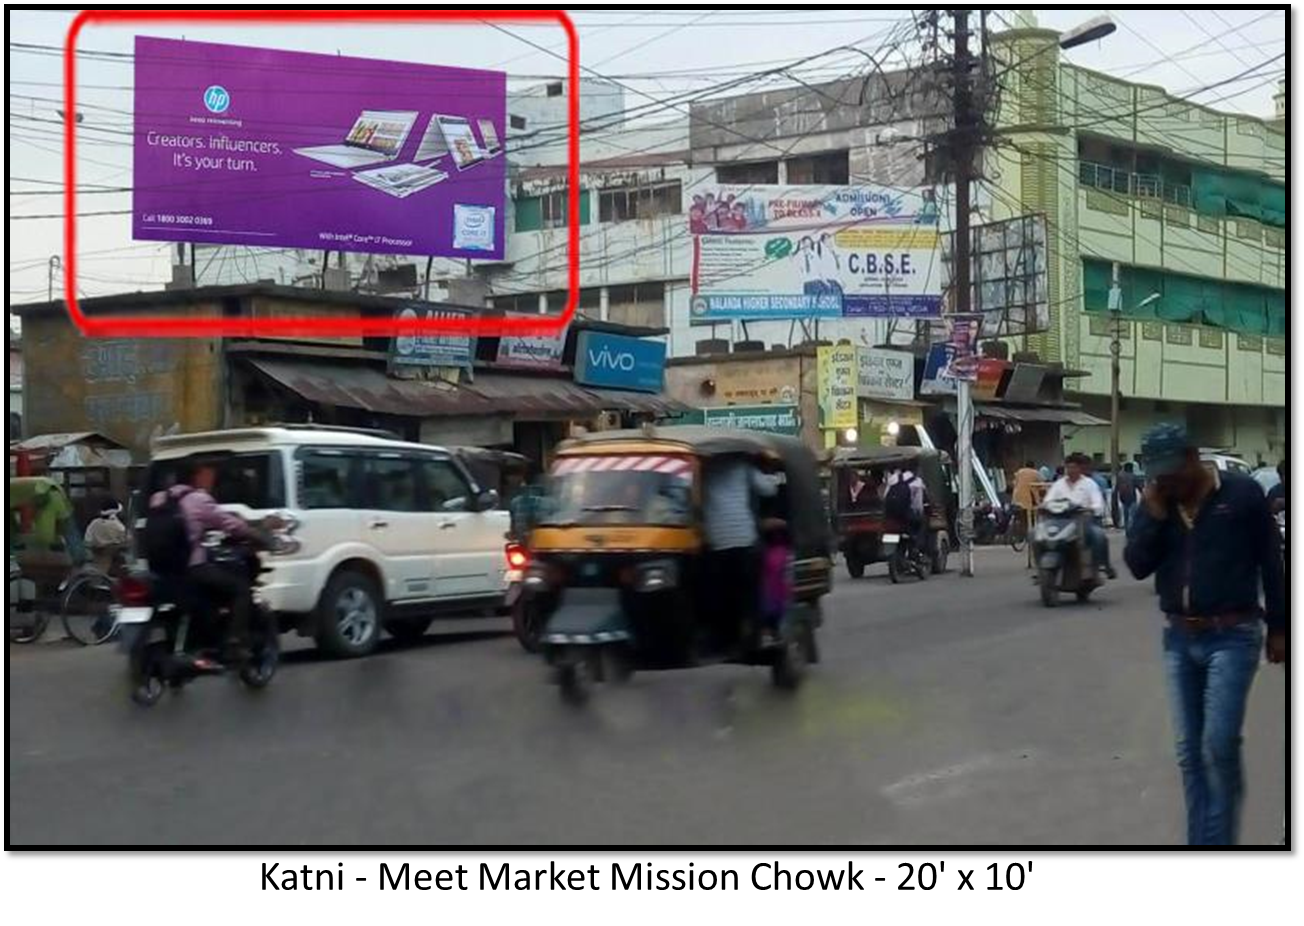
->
689, 184, 945, 321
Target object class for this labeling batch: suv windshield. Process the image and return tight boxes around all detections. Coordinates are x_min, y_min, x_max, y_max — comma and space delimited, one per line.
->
541, 458, 693, 527
147, 452, 286, 510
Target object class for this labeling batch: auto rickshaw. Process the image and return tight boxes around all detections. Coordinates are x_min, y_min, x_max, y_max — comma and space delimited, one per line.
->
516, 426, 833, 702
827, 446, 955, 580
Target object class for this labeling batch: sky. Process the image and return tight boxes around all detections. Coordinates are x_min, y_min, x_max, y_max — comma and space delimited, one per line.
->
7, 7, 1288, 308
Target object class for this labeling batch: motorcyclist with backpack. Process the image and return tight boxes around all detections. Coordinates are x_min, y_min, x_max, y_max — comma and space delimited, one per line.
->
885, 464, 929, 564
145, 460, 261, 665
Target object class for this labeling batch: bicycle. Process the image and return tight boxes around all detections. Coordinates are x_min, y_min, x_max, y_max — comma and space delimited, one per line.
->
60, 567, 120, 646
1007, 507, 1029, 553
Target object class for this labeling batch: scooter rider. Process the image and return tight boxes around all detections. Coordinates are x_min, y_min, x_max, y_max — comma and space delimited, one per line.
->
1043, 452, 1116, 579
146, 460, 262, 664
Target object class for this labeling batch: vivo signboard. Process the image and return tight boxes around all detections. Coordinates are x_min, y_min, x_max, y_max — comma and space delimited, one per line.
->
573, 332, 666, 394
132, 37, 506, 258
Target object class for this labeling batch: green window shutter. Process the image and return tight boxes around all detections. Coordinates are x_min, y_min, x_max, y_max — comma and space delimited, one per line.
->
579, 190, 592, 226
514, 196, 542, 232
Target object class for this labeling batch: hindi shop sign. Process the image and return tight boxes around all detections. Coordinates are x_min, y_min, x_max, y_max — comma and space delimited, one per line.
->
132, 37, 506, 259
688, 184, 944, 321
683, 404, 801, 437
496, 324, 566, 370
817, 345, 858, 430
391, 307, 475, 369
573, 331, 666, 394
856, 347, 915, 401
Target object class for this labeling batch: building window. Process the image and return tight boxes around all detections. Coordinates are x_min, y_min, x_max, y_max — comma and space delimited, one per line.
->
514, 188, 591, 232
716, 160, 779, 185
598, 181, 682, 222
1077, 135, 1280, 228
786, 150, 849, 185
510, 114, 527, 131
546, 82, 563, 98
606, 282, 666, 328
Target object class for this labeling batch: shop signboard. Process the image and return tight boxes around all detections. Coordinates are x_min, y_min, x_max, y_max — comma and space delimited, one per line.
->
391, 306, 475, 369
856, 347, 915, 401
574, 331, 666, 393
496, 321, 566, 370
679, 404, 801, 437
816, 345, 858, 430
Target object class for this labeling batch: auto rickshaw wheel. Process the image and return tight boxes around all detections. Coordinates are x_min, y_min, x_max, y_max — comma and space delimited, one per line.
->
845, 554, 865, 579
511, 599, 543, 653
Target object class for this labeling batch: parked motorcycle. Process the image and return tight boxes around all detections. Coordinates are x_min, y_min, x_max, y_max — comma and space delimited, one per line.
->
115, 527, 288, 707
1031, 499, 1101, 606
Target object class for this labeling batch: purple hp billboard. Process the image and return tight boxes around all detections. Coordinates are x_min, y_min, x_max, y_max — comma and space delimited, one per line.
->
133, 37, 506, 259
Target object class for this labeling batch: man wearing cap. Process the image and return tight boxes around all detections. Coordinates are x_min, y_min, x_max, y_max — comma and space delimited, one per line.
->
1125, 423, 1286, 845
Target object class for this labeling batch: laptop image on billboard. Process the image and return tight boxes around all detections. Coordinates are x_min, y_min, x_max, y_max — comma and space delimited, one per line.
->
436, 115, 487, 171
476, 118, 502, 157
412, 115, 451, 164
294, 110, 419, 169
352, 163, 449, 199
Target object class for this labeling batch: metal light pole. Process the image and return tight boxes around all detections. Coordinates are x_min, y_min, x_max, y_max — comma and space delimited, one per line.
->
1108, 264, 1160, 495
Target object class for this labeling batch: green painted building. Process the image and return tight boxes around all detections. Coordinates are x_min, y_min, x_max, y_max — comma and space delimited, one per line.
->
990, 19, 1286, 466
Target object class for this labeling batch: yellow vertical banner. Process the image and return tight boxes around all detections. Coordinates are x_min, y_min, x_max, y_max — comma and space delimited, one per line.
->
817, 345, 858, 431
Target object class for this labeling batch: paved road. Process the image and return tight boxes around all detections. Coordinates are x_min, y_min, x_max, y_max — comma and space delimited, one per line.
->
8, 543, 1286, 846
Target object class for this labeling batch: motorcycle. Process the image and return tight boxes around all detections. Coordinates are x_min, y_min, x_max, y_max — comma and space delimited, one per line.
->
1031, 499, 1101, 606
114, 527, 289, 707
885, 526, 930, 583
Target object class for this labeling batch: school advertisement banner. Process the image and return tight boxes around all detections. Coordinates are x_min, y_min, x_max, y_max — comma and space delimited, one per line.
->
689, 184, 944, 321
133, 37, 506, 258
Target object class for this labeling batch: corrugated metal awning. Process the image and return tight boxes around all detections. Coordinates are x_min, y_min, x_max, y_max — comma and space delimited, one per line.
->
246, 359, 688, 421
464, 373, 607, 417
246, 358, 495, 417
976, 404, 1110, 427
585, 388, 690, 417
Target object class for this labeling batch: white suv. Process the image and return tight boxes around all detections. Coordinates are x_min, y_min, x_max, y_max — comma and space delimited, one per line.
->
145, 426, 515, 657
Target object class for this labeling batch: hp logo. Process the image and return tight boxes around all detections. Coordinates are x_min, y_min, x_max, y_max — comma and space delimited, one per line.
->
203, 85, 230, 114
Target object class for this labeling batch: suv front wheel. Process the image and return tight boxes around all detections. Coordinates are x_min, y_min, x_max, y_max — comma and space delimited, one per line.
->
316, 569, 383, 658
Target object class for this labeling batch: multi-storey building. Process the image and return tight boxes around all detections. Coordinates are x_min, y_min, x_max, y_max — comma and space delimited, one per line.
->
990, 21, 1286, 465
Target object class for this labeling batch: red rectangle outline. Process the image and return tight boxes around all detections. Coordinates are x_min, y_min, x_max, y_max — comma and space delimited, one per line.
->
64, 8, 579, 338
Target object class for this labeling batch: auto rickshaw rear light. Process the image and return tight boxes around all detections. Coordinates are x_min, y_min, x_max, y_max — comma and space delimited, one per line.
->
115, 574, 152, 607
505, 543, 529, 570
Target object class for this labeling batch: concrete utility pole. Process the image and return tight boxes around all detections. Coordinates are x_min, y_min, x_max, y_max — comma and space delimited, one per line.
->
950, 8, 978, 578
1109, 262, 1123, 490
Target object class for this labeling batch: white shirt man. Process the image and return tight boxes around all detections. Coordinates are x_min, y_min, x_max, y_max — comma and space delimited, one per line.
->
1044, 469, 1106, 517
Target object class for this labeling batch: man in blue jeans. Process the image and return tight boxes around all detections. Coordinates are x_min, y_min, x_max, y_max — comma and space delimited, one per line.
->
1125, 424, 1286, 845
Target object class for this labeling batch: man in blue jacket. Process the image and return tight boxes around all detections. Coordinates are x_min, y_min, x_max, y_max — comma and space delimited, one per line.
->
1125, 423, 1286, 845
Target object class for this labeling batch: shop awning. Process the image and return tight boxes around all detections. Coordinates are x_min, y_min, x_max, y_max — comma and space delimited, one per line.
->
464, 373, 608, 418
585, 388, 690, 417
246, 358, 688, 422
246, 358, 495, 417
976, 404, 1110, 427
